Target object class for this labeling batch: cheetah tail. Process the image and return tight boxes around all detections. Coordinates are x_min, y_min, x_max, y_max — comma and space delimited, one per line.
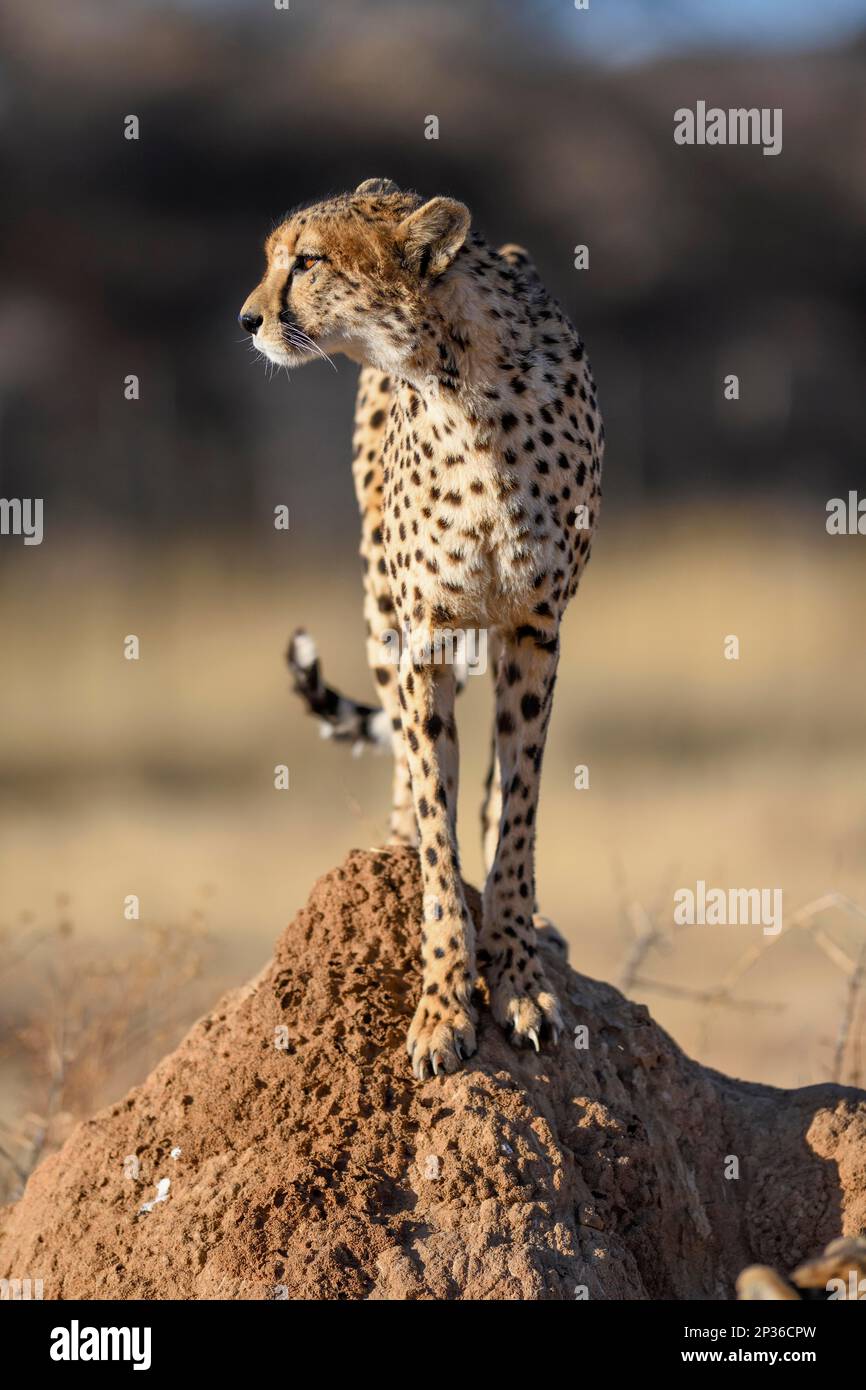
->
287, 629, 469, 755
287, 630, 392, 753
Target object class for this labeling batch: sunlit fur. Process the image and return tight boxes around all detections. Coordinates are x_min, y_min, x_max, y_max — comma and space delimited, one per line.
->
241, 180, 604, 1079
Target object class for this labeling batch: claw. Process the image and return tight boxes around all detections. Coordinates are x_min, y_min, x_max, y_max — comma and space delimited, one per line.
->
550, 1026, 561, 1048
431, 1053, 441, 1076
527, 1028, 540, 1053
454, 1040, 463, 1061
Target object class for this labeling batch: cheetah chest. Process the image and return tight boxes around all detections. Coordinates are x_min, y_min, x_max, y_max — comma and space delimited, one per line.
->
381, 403, 572, 628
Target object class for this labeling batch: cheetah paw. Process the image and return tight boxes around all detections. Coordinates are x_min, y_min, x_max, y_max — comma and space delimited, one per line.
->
490, 978, 563, 1052
406, 999, 477, 1081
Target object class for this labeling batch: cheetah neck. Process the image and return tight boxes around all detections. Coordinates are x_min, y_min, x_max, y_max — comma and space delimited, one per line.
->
398, 248, 533, 420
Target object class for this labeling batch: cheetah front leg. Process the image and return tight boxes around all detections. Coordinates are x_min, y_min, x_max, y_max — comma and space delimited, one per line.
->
352, 368, 417, 847
397, 657, 476, 1078
364, 618, 417, 848
478, 629, 563, 1050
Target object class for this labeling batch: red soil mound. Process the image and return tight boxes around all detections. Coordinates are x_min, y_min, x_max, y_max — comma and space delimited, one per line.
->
2, 848, 864, 1299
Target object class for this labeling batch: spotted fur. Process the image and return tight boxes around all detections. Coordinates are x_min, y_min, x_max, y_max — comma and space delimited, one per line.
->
241, 179, 604, 1078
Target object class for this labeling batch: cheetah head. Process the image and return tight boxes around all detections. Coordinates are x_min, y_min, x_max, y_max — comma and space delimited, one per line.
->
239, 179, 471, 374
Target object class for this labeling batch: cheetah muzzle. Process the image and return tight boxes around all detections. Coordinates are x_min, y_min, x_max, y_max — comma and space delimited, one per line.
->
241, 179, 603, 1080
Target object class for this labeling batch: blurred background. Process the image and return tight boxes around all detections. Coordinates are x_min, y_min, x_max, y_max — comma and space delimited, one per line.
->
2, 0, 866, 1195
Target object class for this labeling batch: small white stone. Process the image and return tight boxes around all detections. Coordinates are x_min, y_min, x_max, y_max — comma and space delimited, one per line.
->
139, 1177, 170, 1213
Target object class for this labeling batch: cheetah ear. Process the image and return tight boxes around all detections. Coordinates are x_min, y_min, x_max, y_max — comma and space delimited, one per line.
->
397, 197, 470, 279
355, 178, 400, 195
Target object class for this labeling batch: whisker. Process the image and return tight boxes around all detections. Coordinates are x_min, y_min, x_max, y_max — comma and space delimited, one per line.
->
281, 326, 338, 372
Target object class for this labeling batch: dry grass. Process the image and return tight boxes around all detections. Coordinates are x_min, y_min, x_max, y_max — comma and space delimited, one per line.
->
0, 898, 214, 1204
0, 504, 864, 1161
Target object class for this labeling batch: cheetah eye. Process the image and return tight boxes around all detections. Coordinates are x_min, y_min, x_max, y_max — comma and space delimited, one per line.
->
294, 253, 323, 272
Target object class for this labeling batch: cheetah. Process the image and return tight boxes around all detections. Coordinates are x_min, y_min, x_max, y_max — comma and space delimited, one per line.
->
737, 1236, 866, 1300
240, 178, 603, 1079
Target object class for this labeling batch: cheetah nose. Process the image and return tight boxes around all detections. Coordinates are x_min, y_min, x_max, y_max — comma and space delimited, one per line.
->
239, 311, 263, 335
